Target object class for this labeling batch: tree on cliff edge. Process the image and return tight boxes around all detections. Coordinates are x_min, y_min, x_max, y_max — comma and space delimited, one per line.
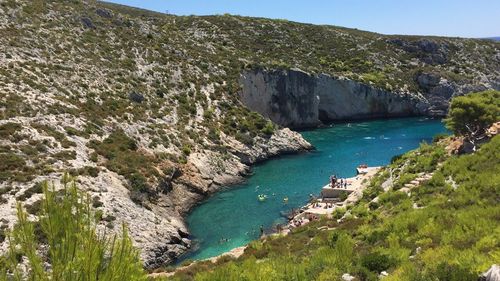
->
445, 90, 500, 150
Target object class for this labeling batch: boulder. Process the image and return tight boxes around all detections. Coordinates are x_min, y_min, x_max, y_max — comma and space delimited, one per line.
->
479, 265, 500, 281
342, 273, 356, 281
81, 17, 95, 29
96, 8, 113, 18
425, 96, 450, 116
422, 53, 448, 65
129, 92, 145, 103
387, 38, 447, 64
417, 73, 441, 90
430, 84, 455, 99
379, 271, 389, 278
417, 39, 440, 53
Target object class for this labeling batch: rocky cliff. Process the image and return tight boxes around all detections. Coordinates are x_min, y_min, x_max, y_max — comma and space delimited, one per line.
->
240, 68, 499, 128
141, 127, 311, 268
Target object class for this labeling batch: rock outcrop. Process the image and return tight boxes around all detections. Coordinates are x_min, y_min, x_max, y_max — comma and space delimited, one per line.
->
240, 69, 423, 128
240, 68, 499, 128
479, 265, 500, 281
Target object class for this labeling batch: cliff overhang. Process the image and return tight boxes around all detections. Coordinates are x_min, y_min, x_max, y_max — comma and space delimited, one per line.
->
239, 68, 492, 128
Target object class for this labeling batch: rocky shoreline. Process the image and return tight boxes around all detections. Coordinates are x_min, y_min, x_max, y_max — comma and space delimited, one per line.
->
125, 127, 313, 268
149, 166, 382, 278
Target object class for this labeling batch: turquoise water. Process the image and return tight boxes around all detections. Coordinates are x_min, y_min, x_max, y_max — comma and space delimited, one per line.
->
181, 117, 448, 261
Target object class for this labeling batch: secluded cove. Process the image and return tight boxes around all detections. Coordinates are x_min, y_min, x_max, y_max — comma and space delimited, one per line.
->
181, 117, 448, 261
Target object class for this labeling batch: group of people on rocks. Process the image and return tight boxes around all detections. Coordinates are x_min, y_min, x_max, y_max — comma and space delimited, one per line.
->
330, 174, 348, 189
288, 213, 319, 229
312, 202, 334, 209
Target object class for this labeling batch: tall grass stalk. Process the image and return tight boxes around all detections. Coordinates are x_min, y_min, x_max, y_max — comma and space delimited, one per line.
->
0, 175, 147, 281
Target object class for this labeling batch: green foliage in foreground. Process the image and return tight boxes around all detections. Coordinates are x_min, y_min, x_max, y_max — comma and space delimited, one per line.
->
0, 175, 147, 281
165, 136, 500, 281
445, 90, 500, 138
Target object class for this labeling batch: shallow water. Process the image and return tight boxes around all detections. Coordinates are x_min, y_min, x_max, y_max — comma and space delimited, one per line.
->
181, 117, 448, 261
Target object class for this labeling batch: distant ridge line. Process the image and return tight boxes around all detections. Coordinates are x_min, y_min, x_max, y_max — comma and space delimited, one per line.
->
484, 37, 500, 42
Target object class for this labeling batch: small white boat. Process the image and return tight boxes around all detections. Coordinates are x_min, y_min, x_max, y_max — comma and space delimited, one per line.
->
356, 164, 369, 174
258, 194, 267, 202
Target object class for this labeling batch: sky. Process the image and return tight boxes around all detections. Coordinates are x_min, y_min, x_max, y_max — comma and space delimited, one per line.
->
106, 0, 500, 38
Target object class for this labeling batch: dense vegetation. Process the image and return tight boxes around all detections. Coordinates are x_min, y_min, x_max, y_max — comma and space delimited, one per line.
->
0, 175, 146, 281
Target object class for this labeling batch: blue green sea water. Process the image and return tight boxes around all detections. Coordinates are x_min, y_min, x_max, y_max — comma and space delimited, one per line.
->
181, 117, 448, 261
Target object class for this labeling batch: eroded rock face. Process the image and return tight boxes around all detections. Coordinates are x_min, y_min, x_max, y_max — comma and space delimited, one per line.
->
240, 68, 499, 128
240, 69, 423, 128
239, 69, 321, 128
417, 73, 441, 90
387, 38, 449, 65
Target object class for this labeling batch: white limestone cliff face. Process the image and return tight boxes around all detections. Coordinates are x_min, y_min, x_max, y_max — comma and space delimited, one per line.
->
239, 69, 322, 128
240, 68, 498, 128
315, 74, 423, 121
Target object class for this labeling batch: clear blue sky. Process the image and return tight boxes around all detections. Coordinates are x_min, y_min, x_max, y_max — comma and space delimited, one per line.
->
106, 0, 499, 38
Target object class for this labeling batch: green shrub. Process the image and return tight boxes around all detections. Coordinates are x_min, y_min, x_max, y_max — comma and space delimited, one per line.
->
394, 173, 416, 189
0, 152, 29, 182
433, 262, 478, 281
181, 144, 191, 155
432, 133, 449, 143
445, 90, 500, 139
90, 130, 159, 193
0, 122, 22, 139
16, 182, 44, 201
361, 251, 394, 272
379, 191, 407, 206
261, 121, 275, 135
390, 154, 403, 164
32, 124, 76, 148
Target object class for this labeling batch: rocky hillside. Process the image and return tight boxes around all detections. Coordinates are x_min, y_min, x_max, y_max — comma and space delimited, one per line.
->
0, 0, 498, 268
